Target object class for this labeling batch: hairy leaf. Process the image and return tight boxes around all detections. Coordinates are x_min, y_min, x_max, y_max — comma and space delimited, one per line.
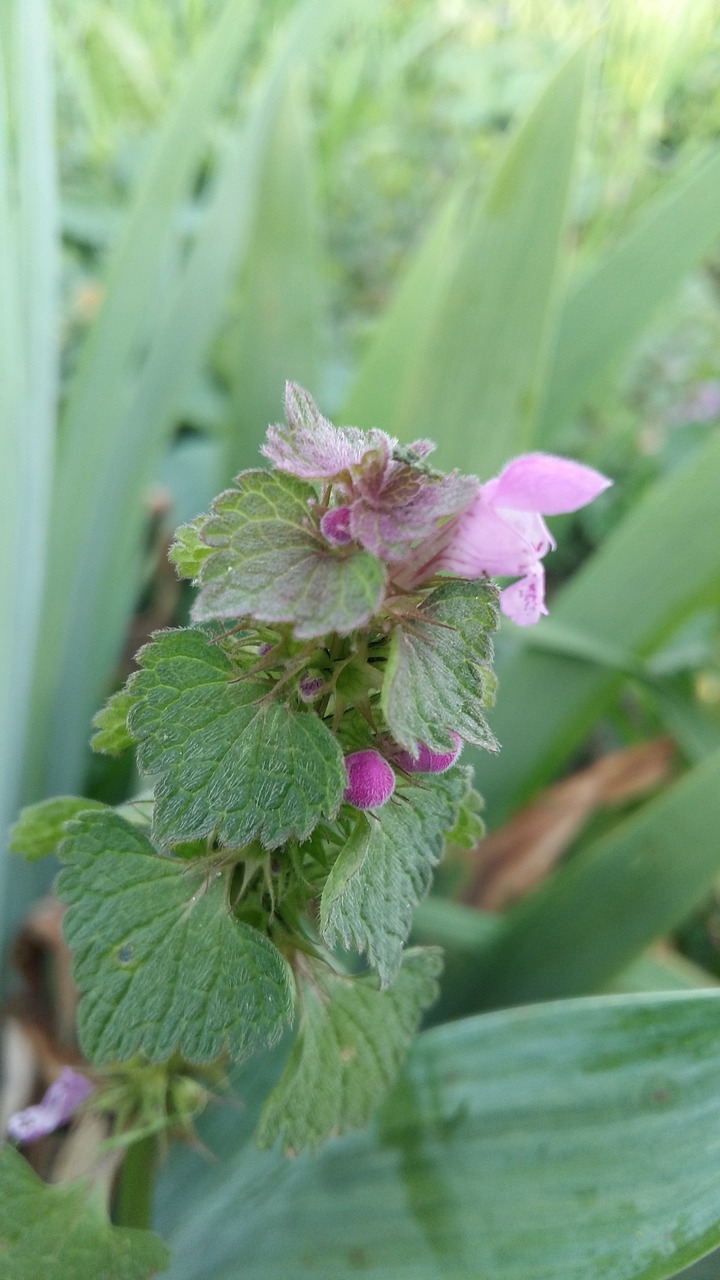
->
168, 516, 214, 581
262, 382, 394, 480
128, 628, 346, 849
56, 810, 294, 1064
256, 948, 441, 1154
321, 769, 469, 986
192, 470, 387, 637
382, 579, 499, 755
9, 797, 107, 862
0, 1146, 169, 1280
91, 689, 138, 756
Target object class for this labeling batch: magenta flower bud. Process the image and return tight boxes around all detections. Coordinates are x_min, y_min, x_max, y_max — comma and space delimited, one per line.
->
344, 750, 395, 809
394, 732, 462, 774
7, 1067, 95, 1144
320, 506, 353, 546
299, 673, 325, 702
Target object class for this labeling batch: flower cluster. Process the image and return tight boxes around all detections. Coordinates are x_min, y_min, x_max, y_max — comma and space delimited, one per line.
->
266, 384, 611, 629
259, 384, 612, 808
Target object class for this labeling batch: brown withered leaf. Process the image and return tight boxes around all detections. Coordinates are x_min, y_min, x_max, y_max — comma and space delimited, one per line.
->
462, 737, 676, 911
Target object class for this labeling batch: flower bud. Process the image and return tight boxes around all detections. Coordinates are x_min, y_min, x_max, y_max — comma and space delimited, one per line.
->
320, 506, 353, 546
299, 672, 325, 702
394, 732, 462, 774
344, 750, 395, 809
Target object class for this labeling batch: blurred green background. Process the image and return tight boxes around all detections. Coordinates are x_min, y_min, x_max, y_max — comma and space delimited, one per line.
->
4, 1, 720, 1276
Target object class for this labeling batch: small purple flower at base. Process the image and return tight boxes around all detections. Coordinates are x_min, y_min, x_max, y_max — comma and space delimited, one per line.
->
299, 672, 325, 702
394, 732, 463, 774
7, 1067, 95, 1144
320, 506, 353, 546
344, 750, 396, 809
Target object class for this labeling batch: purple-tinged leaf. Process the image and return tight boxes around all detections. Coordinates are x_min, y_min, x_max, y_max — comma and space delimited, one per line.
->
193, 470, 386, 638
262, 382, 394, 481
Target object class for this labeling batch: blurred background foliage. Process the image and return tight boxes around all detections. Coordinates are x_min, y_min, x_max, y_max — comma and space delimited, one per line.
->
4, 0, 720, 1276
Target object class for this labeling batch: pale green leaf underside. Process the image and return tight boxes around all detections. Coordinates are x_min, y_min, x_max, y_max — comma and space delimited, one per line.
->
192, 470, 387, 638
8, 797, 106, 862
321, 769, 469, 986
128, 628, 346, 849
156, 990, 720, 1280
382, 579, 499, 755
56, 811, 294, 1064
256, 948, 442, 1154
0, 1146, 168, 1280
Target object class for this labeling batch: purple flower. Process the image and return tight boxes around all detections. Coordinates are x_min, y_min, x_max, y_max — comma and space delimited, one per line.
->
7, 1067, 95, 1144
344, 750, 396, 809
394, 732, 463, 774
416, 453, 612, 626
320, 506, 353, 546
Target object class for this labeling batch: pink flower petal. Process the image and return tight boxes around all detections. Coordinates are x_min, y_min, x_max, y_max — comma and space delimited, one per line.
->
7, 1067, 95, 1144
434, 495, 550, 577
500, 563, 548, 627
491, 453, 612, 515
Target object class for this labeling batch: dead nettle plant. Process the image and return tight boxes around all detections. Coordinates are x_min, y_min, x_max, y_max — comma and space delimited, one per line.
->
7, 383, 609, 1244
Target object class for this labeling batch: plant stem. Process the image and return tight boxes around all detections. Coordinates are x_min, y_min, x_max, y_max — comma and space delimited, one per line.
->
114, 1134, 158, 1230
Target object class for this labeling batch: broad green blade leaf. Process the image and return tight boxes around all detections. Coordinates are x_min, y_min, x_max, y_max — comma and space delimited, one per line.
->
0, 1146, 168, 1280
156, 991, 720, 1280
344, 46, 588, 476
342, 188, 463, 432
321, 769, 469, 986
127, 628, 346, 849
257, 948, 441, 1154
461, 746, 720, 1013
193, 471, 387, 638
56, 810, 294, 1064
538, 145, 720, 439
24, 0, 257, 799
222, 69, 323, 474
9, 797, 106, 861
381, 579, 498, 754
482, 429, 720, 823
0, 0, 58, 964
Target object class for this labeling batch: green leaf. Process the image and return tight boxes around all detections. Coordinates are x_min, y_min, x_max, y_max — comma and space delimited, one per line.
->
381, 579, 498, 754
344, 46, 588, 476
257, 948, 441, 1154
0, 1146, 168, 1280
321, 769, 469, 986
193, 471, 387, 639
56, 810, 294, 1064
8, 797, 107, 862
221, 69, 323, 476
24, 0, 259, 801
538, 144, 720, 439
0, 0, 60, 964
91, 689, 138, 756
128, 628, 346, 850
168, 517, 214, 582
155, 991, 720, 1280
458, 745, 720, 1014
444, 785, 485, 847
